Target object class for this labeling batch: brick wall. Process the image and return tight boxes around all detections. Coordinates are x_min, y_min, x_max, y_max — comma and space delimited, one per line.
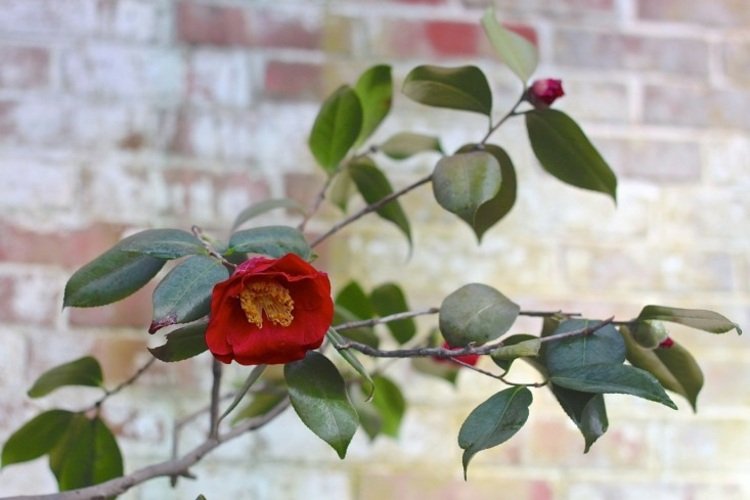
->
1, 0, 749, 498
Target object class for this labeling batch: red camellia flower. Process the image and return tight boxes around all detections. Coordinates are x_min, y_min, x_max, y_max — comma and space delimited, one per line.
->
527, 78, 565, 107
205, 253, 334, 365
433, 341, 480, 366
658, 337, 675, 349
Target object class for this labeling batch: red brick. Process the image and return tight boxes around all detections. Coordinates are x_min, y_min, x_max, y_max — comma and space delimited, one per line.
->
248, 10, 321, 50
68, 281, 156, 329
177, 2, 250, 46
638, 0, 750, 27
264, 61, 323, 100
425, 21, 481, 57
0, 46, 50, 90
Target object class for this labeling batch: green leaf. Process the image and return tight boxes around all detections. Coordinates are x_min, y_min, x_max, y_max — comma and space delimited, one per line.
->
350, 383, 383, 440
117, 228, 204, 259
327, 327, 375, 395
491, 336, 541, 368
148, 321, 208, 362
64, 237, 165, 308
550, 363, 678, 410
541, 319, 625, 375
227, 225, 312, 260
2, 410, 75, 466
550, 386, 608, 453
284, 352, 359, 458
28, 357, 103, 398
402, 65, 493, 116
150, 256, 229, 333
439, 283, 519, 347
621, 326, 704, 411
480, 8, 538, 82
309, 85, 363, 173
220, 364, 268, 422
336, 281, 375, 319
49, 414, 123, 490
432, 152, 502, 240
329, 167, 356, 212
354, 64, 392, 147
232, 389, 288, 424
370, 283, 416, 344
458, 386, 532, 479
526, 109, 617, 201
629, 320, 669, 349
333, 306, 379, 348
370, 375, 406, 438
232, 198, 307, 231
637, 305, 741, 335
349, 157, 412, 246
380, 132, 443, 160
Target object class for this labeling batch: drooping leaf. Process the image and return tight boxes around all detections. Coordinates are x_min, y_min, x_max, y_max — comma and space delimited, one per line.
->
354, 64, 393, 146
227, 225, 312, 260
402, 65, 493, 116
1, 410, 75, 466
232, 389, 288, 424
327, 328, 374, 396
526, 109, 617, 202
549, 363, 677, 410
117, 228, 204, 259
370, 283, 416, 344
491, 335, 541, 371
349, 157, 412, 246
370, 375, 406, 438
480, 8, 538, 82
284, 352, 359, 458
541, 319, 625, 375
309, 85, 363, 173
458, 386, 532, 479
148, 321, 209, 362
232, 198, 307, 231
150, 256, 229, 333
637, 305, 741, 335
380, 132, 443, 160
550, 386, 608, 453
439, 283, 519, 347
27, 357, 103, 398
328, 166, 356, 212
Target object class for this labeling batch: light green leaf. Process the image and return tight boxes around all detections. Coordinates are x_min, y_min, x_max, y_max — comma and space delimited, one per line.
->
637, 305, 741, 335
380, 132, 443, 160
1, 410, 75, 466
117, 228, 204, 259
148, 321, 209, 362
232, 198, 307, 231
354, 65, 392, 146
329, 167, 356, 212
370, 283, 416, 344
227, 225, 312, 260
491, 334, 540, 373
28, 357, 103, 398
402, 65, 493, 116
439, 283, 519, 347
480, 8, 538, 82
309, 85, 363, 173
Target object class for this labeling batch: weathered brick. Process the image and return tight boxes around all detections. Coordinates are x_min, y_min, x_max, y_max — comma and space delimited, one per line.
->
68, 282, 155, 329
187, 49, 253, 107
644, 85, 750, 129
722, 40, 750, 87
0, 270, 63, 327
264, 61, 324, 100
0, 46, 51, 90
0, 154, 78, 213
90, 336, 149, 383
100, 0, 172, 43
703, 135, 750, 186
0, 0, 100, 36
248, 8, 322, 50
177, 2, 250, 46
171, 108, 257, 161
464, 0, 616, 21
638, 0, 750, 27
557, 79, 630, 123
597, 138, 702, 183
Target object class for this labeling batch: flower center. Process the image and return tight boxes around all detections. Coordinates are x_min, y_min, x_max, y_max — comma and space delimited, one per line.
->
239, 280, 294, 328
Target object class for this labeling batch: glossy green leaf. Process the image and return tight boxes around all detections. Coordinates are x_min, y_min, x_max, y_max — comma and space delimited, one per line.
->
309, 85, 363, 173
64, 237, 165, 308
148, 321, 209, 362
380, 132, 443, 160
117, 228, 204, 259
439, 283, 519, 347
354, 64, 392, 146
336, 281, 375, 319
329, 166, 355, 212
480, 8, 538, 82
541, 320, 625, 375
370, 375, 406, 438
327, 327, 374, 395
1, 410, 75, 466
432, 151, 502, 240
28, 357, 103, 398
622, 326, 704, 411
227, 225, 312, 260
49, 415, 124, 490
526, 109, 617, 201
232, 198, 307, 231
550, 363, 677, 410
550, 386, 608, 453
402, 65, 493, 116
370, 283, 416, 344
150, 256, 229, 333
284, 352, 359, 458
458, 386, 532, 478
349, 157, 412, 246
637, 305, 741, 335
232, 389, 288, 424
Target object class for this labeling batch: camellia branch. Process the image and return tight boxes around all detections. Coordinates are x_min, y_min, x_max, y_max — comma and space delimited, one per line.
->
192, 225, 236, 269
208, 360, 223, 439
297, 172, 337, 233
479, 90, 526, 145
86, 357, 156, 412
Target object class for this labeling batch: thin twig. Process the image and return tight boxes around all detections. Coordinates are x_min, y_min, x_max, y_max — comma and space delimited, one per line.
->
87, 357, 156, 412
450, 358, 547, 388
192, 225, 236, 269
479, 91, 526, 145
208, 359, 222, 439
298, 174, 336, 233
334, 307, 440, 331
520, 310, 581, 318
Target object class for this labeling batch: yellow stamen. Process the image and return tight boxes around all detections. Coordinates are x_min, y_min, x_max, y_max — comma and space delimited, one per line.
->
239, 280, 294, 328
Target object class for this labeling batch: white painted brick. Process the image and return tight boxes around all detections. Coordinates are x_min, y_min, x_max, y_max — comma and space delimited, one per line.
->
0, 154, 78, 212
188, 49, 253, 107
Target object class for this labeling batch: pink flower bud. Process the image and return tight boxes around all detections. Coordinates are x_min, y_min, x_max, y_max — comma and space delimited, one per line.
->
658, 337, 675, 349
527, 78, 565, 107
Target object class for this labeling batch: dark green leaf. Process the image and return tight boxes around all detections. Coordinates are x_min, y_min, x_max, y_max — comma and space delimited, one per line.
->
148, 322, 209, 362
354, 65, 392, 146
526, 109, 617, 201
550, 363, 677, 409
150, 256, 229, 333
402, 65, 493, 116
284, 352, 359, 458
232, 198, 307, 231
541, 319, 625, 375
380, 132, 442, 160
349, 157, 412, 246
309, 85, 363, 173
232, 389, 288, 424
350, 383, 383, 440
28, 357, 103, 398
227, 225, 312, 260
458, 387, 532, 478
2, 410, 75, 466
439, 283, 519, 347
335, 281, 375, 319
637, 305, 741, 335
370, 375, 406, 438
480, 8, 538, 82
370, 283, 416, 344
117, 228, 204, 259
550, 386, 608, 453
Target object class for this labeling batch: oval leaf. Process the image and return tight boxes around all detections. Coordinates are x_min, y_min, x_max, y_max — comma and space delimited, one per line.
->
117, 228, 204, 259
402, 65, 492, 116
550, 386, 608, 453
2, 410, 75, 466
541, 319, 625, 375
284, 352, 359, 458
336, 281, 375, 319
328, 167, 356, 212
458, 386, 532, 478
526, 109, 617, 201
150, 256, 229, 333
481, 8, 538, 82
309, 85, 363, 173
232, 198, 306, 231
28, 357, 103, 398
354, 64, 392, 146
370, 283, 416, 344
380, 132, 443, 160
637, 305, 741, 335
148, 322, 209, 362
227, 225, 312, 260
439, 283, 520, 347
